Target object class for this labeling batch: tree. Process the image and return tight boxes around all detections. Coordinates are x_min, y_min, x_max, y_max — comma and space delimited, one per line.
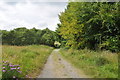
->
1, 27, 59, 47
57, 2, 120, 52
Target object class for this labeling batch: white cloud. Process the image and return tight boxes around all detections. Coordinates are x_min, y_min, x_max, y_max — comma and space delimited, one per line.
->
1, 0, 68, 2
0, 1, 67, 31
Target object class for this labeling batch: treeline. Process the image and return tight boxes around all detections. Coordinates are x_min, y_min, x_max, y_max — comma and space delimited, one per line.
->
1, 27, 59, 47
57, 2, 120, 52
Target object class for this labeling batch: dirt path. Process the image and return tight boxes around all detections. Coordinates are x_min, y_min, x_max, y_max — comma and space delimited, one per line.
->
38, 49, 88, 78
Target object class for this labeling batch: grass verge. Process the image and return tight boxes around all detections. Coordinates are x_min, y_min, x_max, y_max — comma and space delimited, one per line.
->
2, 45, 53, 78
60, 48, 118, 78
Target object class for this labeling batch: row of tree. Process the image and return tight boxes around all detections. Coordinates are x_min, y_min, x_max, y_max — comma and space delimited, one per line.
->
57, 2, 120, 52
1, 27, 59, 47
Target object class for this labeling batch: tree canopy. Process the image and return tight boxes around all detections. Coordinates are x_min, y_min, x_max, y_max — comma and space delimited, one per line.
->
1, 27, 59, 47
57, 2, 120, 52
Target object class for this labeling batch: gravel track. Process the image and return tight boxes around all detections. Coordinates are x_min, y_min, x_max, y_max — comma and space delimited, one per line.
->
38, 49, 88, 78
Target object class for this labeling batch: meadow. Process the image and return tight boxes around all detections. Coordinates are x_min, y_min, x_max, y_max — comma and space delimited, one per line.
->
2, 45, 53, 78
60, 48, 118, 78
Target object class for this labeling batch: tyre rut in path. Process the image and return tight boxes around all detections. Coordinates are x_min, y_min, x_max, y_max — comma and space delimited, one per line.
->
38, 49, 88, 78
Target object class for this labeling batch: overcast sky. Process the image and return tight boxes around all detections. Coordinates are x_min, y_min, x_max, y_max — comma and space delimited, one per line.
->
0, 0, 68, 31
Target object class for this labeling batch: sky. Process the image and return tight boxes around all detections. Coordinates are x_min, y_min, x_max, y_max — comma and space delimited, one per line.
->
0, 0, 68, 31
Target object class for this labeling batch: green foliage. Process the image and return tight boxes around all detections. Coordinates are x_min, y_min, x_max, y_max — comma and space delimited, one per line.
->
1, 27, 59, 47
57, 2, 120, 52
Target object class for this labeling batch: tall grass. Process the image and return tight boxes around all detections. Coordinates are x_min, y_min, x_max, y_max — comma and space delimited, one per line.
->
60, 48, 118, 78
2, 45, 53, 78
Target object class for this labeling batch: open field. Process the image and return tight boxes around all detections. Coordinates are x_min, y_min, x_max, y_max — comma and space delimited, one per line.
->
60, 48, 118, 78
2, 45, 53, 78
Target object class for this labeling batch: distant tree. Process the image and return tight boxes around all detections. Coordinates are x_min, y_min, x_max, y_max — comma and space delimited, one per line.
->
1, 27, 59, 47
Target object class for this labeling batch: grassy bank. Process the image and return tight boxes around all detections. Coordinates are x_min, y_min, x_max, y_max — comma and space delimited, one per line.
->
60, 48, 118, 78
2, 45, 53, 78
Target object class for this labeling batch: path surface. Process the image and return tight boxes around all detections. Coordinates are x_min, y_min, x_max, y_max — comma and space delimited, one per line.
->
38, 49, 88, 78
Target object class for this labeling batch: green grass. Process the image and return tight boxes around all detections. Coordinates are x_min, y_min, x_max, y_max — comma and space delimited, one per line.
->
60, 48, 118, 78
2, 45, 53, 78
